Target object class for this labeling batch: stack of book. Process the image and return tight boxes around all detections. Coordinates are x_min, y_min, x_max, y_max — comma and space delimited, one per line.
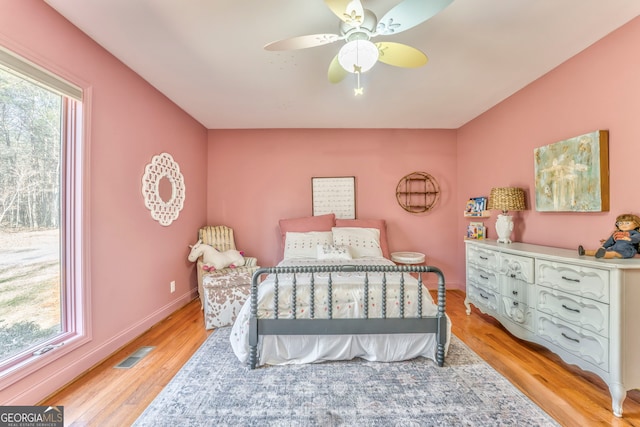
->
466, 221, 486, 240
464, 196, 488, 217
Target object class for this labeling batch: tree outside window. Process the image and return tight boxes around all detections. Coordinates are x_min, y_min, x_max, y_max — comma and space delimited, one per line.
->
0, 49, 86, 379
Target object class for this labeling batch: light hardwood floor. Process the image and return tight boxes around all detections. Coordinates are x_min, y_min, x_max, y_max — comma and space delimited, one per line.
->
40, 290, 640, 426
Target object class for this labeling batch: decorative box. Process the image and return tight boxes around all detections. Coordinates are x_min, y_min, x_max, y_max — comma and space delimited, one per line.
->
202, 269, 252, 329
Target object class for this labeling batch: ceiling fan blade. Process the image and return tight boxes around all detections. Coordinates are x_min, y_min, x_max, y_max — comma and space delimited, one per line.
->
325, 0, 364, 26
264, 34, 340, 51
328, 54, 348, 83
376, 0, 453, 36
376, 42, 428, 68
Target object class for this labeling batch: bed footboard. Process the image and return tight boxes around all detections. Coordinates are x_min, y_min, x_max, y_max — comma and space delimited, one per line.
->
248, 264, 447, 369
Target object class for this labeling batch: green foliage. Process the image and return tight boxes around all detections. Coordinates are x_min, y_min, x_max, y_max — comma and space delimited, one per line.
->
0, 320, 60, 360
0, 63, 65, 363
0, 68, 62, 229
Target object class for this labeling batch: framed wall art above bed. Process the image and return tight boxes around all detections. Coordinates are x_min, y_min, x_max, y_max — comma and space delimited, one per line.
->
312, 176, 356, 219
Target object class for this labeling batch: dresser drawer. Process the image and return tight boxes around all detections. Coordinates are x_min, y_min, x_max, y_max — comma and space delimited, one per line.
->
537, 313, 608, 371
468, 265, 499, 292
467, 245, 499, 270
500, 295, 534, 332
501, 277, 534, 305
536, 260, 609, 303
467, 283, 499, 315
463, 239, 640, 418
537, 287, 609, 338
499, 253, 534, 284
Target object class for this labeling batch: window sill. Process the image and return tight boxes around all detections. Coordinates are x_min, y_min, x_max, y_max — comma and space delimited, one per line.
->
0, 332, 91, 393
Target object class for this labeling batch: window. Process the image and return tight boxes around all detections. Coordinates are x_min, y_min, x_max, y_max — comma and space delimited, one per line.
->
0, 46, 87, 382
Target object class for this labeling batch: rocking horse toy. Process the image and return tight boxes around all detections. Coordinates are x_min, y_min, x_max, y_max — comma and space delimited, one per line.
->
187, 239, 246, 272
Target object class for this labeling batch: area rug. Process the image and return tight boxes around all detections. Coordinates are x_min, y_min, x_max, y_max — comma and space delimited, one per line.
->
133, 328, 558, 426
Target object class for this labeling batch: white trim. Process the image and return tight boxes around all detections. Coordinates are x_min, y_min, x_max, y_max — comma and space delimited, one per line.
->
4, 289, 196, 405
0, 47, 89, 392
0, 45, 82, 100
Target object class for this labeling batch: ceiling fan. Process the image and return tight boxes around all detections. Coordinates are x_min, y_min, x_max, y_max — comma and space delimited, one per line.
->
264, 0, 454, 94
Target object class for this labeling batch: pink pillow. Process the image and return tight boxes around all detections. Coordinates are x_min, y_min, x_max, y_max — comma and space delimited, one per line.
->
335, 218, 390, 259
278, 213, 336, 258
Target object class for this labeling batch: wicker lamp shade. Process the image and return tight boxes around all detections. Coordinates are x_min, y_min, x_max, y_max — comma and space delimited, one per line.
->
487, 187, 525, 213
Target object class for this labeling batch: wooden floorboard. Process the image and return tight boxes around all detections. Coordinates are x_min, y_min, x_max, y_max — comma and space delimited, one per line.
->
40, 290, 640, 426
39, 299, 211, 427
447, 290, 640, 427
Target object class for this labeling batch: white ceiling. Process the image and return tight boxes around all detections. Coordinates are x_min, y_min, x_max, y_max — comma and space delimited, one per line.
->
44, 0, 640, 129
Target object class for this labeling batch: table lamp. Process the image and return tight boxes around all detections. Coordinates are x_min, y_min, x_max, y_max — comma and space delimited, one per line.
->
487, 187, 526, 244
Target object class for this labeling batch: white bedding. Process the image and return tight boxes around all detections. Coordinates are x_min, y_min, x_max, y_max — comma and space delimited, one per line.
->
230, 257, 451, 367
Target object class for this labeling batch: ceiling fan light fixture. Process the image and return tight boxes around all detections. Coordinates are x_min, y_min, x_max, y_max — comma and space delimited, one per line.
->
338, 39, 379, 73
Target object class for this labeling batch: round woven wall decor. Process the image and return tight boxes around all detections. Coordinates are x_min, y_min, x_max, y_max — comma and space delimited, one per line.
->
141, 152, 185, 226
395, 171, 440, 214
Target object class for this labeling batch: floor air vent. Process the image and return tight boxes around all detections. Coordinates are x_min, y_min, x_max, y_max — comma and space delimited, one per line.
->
115, 346, 155, 369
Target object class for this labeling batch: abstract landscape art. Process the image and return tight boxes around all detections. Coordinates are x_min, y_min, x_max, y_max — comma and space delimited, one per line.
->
534, 130, 609, 212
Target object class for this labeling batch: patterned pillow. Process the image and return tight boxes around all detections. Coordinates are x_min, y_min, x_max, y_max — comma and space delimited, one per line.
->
335, 218, 390, 259
283, 231, 333, 259
278, 213, 336, 259
331, 227, 383, 258
316, 244, 353, 260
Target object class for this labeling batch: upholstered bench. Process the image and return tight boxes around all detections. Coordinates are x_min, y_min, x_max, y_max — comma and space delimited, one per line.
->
202, 269, 252, 329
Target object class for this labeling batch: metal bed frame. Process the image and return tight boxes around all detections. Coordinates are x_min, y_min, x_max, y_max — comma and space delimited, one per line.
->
248, 264, 447, 369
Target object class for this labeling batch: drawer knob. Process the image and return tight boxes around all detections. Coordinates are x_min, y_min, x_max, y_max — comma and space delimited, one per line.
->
562, 304, 580, 313
512, 290, 518, 296
480, 274, 489, 280
561, 275, 580, 283
479, 292, 489, 300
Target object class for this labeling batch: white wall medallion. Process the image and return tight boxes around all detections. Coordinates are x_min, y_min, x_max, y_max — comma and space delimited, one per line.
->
141, 152, 185, 226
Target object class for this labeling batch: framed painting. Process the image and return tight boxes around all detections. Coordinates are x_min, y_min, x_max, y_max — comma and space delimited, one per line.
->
534, 130, 609, 212
312, 176, 356, 219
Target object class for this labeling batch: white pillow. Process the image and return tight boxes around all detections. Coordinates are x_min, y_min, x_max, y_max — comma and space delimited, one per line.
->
283, 231, 333, 259
331, 227, 383, 258
316, 244, 353, 260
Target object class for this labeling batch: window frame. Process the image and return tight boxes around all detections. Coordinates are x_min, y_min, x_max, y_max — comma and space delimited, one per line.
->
0, 45, 91, 388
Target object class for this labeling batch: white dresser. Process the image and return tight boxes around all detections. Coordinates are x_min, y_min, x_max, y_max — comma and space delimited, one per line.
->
464, 239, 640, 417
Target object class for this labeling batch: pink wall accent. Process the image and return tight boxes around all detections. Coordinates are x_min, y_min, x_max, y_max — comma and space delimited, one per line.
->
3, 0, 638, 407
0, 2, 208, 404
207, 129, 459, 287
457, 17, 640, 280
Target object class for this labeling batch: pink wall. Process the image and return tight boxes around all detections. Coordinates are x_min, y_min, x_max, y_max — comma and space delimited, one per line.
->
0, 2, 208, 404
4, 0, 638, 407
457, 17, 640, 280
207, 129, 460, 288
209, 17, 640, 297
